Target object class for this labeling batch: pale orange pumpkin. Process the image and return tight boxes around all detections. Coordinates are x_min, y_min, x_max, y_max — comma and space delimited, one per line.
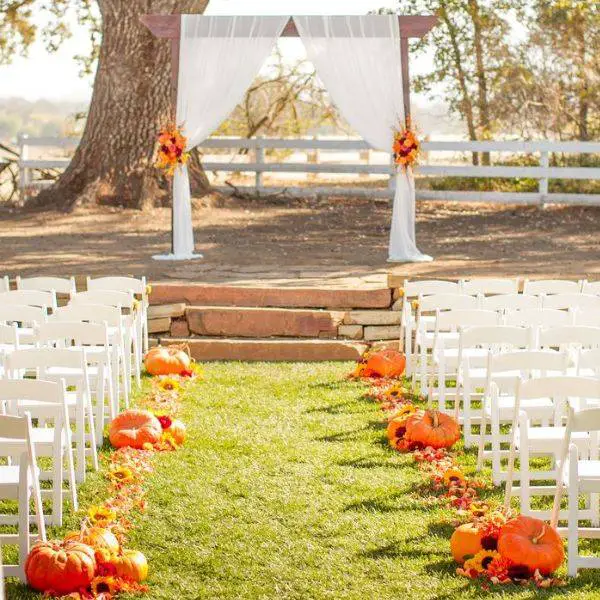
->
109, 410, 162, 449
111, 549, 148, 582
25, 540, 96, 594
144, 345, 191, 376
64, 526, 119, 554
365, 350, 406, 378
497, 516, 564, 575
405, 409, 461, 449
450, 523, 484, 564
166, 419, 186, 445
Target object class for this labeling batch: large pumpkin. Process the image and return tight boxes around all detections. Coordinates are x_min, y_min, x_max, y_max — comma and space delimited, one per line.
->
109, 410, 162, 449
405, 409, 461, 449
450, 523, 484, 564
497, 516, 564, 575
111, 549, 148, 582
145, 345, 191, 376
65, 527, 119, 554
366, 350, 406, 378
25, 540, 96, 594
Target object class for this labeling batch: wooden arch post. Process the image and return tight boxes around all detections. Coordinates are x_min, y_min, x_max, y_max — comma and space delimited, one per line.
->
140, 14, 437, 256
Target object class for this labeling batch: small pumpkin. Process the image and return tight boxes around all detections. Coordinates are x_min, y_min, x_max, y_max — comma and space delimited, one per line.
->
166, 418, 186, 445
111, 549, 148, 582
25, 540, 96, 594
65, 526, 119, 554
109, 410, 162, 449
365, 350, 406, 378
450, 523, 484, 564
497, 516, 564, 576
145, 345, 191, 376
405, 409, 460, 450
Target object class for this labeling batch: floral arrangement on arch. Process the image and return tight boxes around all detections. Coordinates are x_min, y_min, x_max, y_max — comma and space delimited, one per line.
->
156, 123, 189, 176
392, 118, 420, 171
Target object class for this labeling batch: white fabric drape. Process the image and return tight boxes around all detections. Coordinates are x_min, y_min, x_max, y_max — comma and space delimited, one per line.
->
294, 15, 431, 262
171, 15, 288, 258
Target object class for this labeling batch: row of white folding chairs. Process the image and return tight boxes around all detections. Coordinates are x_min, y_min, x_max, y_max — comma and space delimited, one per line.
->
411, 294, 600, 383
428, 321, 600, 446
0, 276, 149, 354
476, 372, 600, 576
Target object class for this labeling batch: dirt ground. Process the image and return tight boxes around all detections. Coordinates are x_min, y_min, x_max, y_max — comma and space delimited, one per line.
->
0, 194, 599, 285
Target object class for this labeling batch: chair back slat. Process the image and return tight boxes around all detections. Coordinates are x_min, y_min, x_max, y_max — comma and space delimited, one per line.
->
543, 293, 600, 311
481, 294, 540, 311
504, 308, 573, 328
460, 278, 519, 296
16, 276, 75, 295
523, 279, 582, 295
87, 276, 146, 295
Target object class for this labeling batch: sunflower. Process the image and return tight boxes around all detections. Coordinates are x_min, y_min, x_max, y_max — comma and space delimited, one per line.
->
107, 466, 134, 485
157, 377, 180, 392
469, 501, 490, 517
385, 385, 410, 401
88, 504, 117, 526
91, 575, 119, 596
467, 550, 500, 574
443, 468, 466, 487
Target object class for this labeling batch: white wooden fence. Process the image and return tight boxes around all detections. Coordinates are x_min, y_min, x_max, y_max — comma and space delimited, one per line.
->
16, 133, 600, 205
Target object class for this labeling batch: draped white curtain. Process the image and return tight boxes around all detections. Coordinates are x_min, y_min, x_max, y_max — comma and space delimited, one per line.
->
294, 15, 431, 262
168, 15, 288, 258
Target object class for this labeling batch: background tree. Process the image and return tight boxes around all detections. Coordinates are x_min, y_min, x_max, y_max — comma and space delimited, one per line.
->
1, 0, 210, 210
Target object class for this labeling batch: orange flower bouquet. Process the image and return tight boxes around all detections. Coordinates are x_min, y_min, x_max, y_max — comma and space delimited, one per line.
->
393, 120, 420, 171
156, 124, 189, 176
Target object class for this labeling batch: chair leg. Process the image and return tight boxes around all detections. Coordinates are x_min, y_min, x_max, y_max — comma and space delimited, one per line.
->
76, 407, 86, 483
477, 408, 488, 471
52, 442, 63, 527
86, 398, 99, 472
568, 482, 579, 577
18, 474, 31, 581
95, 366, 106, 447
463, 379, 473, 448
491, 405, 502, 486
519, 440, 531, 516
65, 441, 78, 513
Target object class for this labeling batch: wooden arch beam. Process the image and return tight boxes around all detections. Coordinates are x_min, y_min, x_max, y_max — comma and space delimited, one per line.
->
140, 14, 437, 120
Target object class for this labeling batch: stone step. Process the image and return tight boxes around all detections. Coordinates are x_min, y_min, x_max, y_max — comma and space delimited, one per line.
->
158, 337, 367, 362
150, 283, 391, 309
186, 306, 344, 339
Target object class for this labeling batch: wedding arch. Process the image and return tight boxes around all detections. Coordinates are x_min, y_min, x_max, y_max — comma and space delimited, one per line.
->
141, 14, 437, 263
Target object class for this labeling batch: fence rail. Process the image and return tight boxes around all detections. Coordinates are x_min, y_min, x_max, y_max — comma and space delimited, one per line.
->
15, 133, 600, 205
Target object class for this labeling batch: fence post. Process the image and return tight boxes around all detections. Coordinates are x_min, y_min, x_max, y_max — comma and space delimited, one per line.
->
255, 135, 264, 191
17, 133, 29, 199
539, 150, 549, 207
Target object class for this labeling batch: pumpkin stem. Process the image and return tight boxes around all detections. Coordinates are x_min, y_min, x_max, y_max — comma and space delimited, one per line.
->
532, 524, 546, 544
431, 410, 439, 428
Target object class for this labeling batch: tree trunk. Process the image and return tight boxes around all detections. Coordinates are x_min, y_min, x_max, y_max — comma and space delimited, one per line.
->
34, 0, 210, 211
440, 5, 480, 166
468, 0, 491, 166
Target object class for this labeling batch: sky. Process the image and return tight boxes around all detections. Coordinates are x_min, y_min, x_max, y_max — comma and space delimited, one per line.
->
0, 0, 432, 103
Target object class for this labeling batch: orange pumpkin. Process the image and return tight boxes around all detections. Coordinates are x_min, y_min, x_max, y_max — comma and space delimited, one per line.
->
145, 345, 191, 376
25, 540, 96, 594
166, 419, 186, 445
65, 527, 119, 554
365, 350, 406, 378
497, 516, 564, 575
405, 409, 461, 449
109, 410, 162, 449
111, 549, 148, 582
450, 523, 484, 564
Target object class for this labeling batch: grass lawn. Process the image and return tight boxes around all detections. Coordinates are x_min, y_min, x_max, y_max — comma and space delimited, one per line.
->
7, 362, 600, 599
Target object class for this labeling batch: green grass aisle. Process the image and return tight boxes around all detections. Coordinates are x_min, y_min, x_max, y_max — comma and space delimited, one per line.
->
8, 362, 600, 598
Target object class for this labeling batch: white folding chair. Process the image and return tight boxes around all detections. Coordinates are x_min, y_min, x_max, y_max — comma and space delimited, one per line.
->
399, 280, 460, 378
0, 412, 45, 580
429, 309, 500, 414
455, 326, 534, 447
477, 351, 570, 484
71, 290, 140, 388
481, 294, 541, 312
0, 305, 47, 346
0, 290, 56, 312
523, 279, 583, 295
51, 304, 129, 408
87, 276, 149, 355
5, 348, 97, 484
460, 278, 519, 296
35, 321, 116, 444
539, 326, 600, 353
505, 376, 600, 523
0, 277, 8, 293
15, 276, 76, 297
504, 308, 574, 329
543, 294, 600, 312
413, 293, 480, 389
551, 402, 600, 576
